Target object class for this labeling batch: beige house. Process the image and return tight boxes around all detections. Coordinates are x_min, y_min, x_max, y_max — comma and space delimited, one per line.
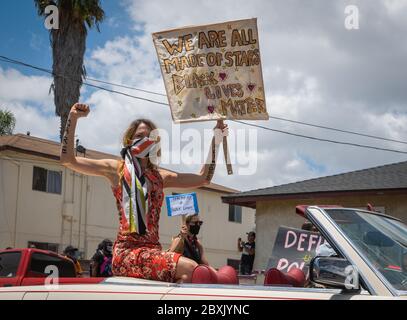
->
222, 161, 407, 272
0, 134, 255, 269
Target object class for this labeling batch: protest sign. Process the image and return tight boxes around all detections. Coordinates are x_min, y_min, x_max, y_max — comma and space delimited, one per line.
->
152, 18, 268, 123
267, 226, 328, 275
165, 193, 199, 217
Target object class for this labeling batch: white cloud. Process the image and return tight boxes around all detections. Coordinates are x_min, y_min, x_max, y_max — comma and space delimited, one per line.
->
0, 67, 54, 112
0, 67, 59, 140
79, 0, 407, 191
3, 0, 407, 192
4, 101, 59, 139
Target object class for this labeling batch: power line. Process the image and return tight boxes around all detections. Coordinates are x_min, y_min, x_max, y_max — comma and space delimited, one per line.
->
85, 77, 167, 97
1, 55, 407, 155
2, 54, 406, 146
232, 120, 407, 155
268, 115, 407, 145
0, 55, 169, 107
0, 55, 167, 97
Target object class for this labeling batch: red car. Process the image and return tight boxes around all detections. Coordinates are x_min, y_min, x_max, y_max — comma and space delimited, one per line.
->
0, 248, 103, 287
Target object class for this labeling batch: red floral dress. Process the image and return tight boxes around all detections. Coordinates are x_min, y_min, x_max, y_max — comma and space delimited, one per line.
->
111, 168, 181, 282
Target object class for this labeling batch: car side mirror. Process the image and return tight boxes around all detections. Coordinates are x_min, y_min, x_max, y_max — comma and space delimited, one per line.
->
310, 256, 360, 292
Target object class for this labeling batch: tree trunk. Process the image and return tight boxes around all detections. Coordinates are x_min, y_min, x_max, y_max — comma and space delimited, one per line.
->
52, 13, 86, 141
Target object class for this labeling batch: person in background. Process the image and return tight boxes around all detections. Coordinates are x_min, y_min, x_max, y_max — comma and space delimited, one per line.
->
89, 242, 103, 276
238, 231, 256, 275
301, 221, 319, 233
63, 245, 83, 276
302, 221, 337, 258
91, 239, 113, 277
169, 214, 238, 284
168, 214, 210, 266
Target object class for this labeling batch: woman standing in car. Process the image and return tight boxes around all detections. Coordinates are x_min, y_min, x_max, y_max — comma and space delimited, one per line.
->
60, 103, 227, 283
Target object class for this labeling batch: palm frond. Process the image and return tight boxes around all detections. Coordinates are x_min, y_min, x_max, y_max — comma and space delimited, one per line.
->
34, 0, 104, 30
33, 0, 56, 16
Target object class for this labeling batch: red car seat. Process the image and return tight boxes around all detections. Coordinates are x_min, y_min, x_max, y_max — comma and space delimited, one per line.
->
191, 265, 239, 285
217, 265, 239, 285
191, 265, 218, 284
264, 267, 306, 287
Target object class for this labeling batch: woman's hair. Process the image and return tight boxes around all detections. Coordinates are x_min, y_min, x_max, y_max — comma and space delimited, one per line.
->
185, 214, 199, 224
118, 119, 160, 180
121, 119, 158, 148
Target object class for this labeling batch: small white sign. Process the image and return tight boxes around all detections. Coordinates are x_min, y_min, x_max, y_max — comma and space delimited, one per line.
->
166, 193, 199, 217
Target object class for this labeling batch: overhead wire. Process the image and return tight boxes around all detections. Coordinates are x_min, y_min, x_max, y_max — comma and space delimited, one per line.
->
1, 54, 406, 155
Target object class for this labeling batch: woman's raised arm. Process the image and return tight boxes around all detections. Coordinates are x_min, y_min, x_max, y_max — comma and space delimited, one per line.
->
160, 120, 228, 189
60, 103, 119, 186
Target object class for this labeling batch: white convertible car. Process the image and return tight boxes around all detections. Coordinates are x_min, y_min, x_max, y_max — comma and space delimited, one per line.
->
1, 205, 406, 300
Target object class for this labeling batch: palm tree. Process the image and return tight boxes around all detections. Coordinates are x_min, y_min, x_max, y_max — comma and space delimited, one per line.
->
0, 109, 16, 136
34, 0, 104, 140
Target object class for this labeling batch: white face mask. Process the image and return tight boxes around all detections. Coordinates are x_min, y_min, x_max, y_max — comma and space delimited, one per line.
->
129, 137, 159, 159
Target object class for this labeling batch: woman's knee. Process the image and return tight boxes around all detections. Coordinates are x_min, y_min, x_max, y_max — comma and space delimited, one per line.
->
176, 257, 198, 281
182, 257, 198, 273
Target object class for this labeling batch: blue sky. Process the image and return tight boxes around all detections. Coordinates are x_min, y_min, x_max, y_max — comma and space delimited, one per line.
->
0, 0, 133, 82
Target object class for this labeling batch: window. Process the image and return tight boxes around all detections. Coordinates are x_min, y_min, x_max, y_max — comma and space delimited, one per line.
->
0, 252, 22, 278
229, 205, 242, 223
28, 241, 59, 253
28, 253, 76, 278
32, 166, 62, 194
325, 208, 407, 291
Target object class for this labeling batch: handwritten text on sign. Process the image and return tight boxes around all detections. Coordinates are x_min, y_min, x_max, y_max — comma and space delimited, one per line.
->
166, 193, 199, 217
152, 18, 268, 123
267, 226, 328, 274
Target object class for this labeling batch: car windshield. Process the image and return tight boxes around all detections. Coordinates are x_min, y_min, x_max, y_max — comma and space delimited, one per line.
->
325, 209, 407, 293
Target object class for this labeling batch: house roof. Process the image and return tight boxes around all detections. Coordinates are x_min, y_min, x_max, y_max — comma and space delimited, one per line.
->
222, 160, 407, 208
0, 134, 239, 194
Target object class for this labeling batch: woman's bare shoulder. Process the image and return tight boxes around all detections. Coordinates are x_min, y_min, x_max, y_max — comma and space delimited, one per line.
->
157, 168, 176, 186
102, 158, 121, 187
157, 168, 174, 177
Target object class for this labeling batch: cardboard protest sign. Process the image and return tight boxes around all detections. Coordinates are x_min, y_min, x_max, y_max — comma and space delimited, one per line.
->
266, 226, 328, 275
165, 193, 199, 217
152, 18, 268, 123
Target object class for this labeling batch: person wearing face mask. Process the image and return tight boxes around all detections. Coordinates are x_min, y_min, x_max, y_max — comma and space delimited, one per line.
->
90, 239, 113, 277
237, 231, 256, 275
168, 214, 239, 284
63, 245, 83, 277
60, 103, 228, 283
168, 214, 209, 266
